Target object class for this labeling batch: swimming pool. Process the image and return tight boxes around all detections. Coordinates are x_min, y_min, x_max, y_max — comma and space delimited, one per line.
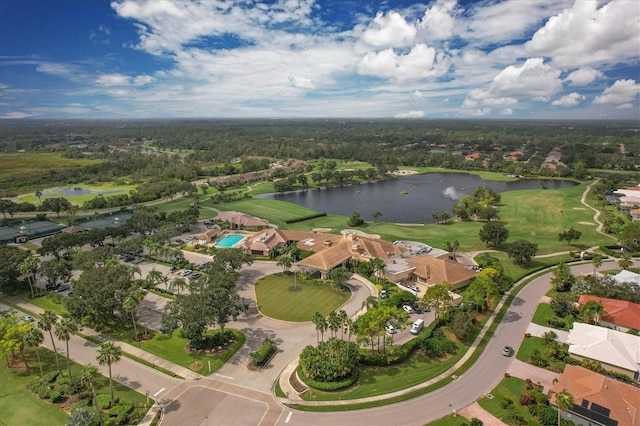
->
215, 234, 245, 248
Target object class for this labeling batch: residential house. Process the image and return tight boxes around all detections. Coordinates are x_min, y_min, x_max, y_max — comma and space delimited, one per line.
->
577, 295, 640, 332
240, 229, 289, 256
567, 323, 640, 380
385, 255, 477, 290
214, 211, 270, 231
550, 365, 639, 426
612, 270, 640, 286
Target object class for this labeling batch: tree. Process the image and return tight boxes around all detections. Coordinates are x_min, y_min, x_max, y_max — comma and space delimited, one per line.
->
558, 228, 582, 246
38, 310, 62, 376
466, 268, 501, 311
312, 312, 328, 343
479, 221, 509, 249
579, 300, 604, 324
449, 310, 474, 341
551, 263, 575, 292
618, 222, 640, 252
55, 316, 81, 378
24, 325, 44, 381
42, 197, 72, 217
555, 389, 574, 426
591, 254, 603, 275
444, 240, 460, 259
372, 211, 382, 223
19, 255, 40, 298
96, 342, 122, 408
35, 190, 43, 205
550, 294, 574, 318
80, 363, 102, 424
432, 211, 450, 224
0, 245, 30, 291
421, 283, 453, 325
327, 311, 341, 338
276, 255, 293, 274
505, 240, 538, 266
347, 211, 364, 227
369, 258, 386, 283
618, 253, 633, 270
329, 266, 349, 286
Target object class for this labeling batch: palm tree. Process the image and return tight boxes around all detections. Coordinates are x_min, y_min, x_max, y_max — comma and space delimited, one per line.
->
277, 255, 293, 274
35, 190, 43, 205
591, 254, 603, 275
372, 211, 382, 223
38, 310, 62, 376
146, 268, 167, 290
444, 240, 460, 259
20, 255, 40, 298
579, 300, 605, 324
338, 310, 348, 340
311, 312, 327, 344
327, 311, 341, 339
369, 258, 385, 283
96, 342, 122, 407
123, 296, 140, 338
555, 389, 574, 426
80, 363, 102, 423
55, 316, 81, 378
24, 325, 44, 381
169, 277, 187, 295
618, 253, 632, 270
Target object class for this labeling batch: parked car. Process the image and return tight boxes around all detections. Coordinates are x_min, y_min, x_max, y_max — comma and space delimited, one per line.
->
402, 304, 415, 314
132, 257, 144, 264
411, 303, 423, 314
502, 346, 513, 357
56, 284, 70, 293
408, 284, 419, 292
385, 324, 396, 334
175, 239, 184, 244
197, 262, 209, 271
410, 319, 425, 335
22, 314, 34, 322
380, 290, 388, 299
179, 269, 192, 277
45, 282, 59, 290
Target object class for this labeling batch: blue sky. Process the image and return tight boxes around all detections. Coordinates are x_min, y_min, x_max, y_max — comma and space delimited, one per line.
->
1, 0, 639, 120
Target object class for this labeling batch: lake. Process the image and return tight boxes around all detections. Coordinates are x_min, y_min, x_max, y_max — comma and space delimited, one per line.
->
257, 173, 577, 224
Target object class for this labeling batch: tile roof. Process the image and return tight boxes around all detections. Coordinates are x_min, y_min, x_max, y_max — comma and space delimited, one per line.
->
550, 365, 640, 426
567, 323, 640, 374
215, 211, 270, 228
406, 255, 478, 288
578, 295, 640, 330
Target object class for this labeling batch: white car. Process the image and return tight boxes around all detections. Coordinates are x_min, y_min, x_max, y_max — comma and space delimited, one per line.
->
408, 284, 419, 292
402, 304, 415, 314
385, 324, 396, 334
22, 314, 34, 322
179, 269, 192, 277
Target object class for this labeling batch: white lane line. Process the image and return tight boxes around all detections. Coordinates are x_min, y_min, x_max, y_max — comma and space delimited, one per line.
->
153, 387, 166, 397
285, 412, 293, 423
213, 373, 234, 380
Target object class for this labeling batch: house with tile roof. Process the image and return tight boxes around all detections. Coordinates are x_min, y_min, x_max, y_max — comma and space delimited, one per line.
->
577, 295, 640, 332
612, 270, 640, 286
567, 323, 640, 380
214, 211, 270, 231
550, 365, 640, 426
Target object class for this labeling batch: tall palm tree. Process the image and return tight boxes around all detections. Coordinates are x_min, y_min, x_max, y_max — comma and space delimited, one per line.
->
311, 312, 327, 344
20, 255, 40, 298
338, 310, 348, 340
38, 310, 62, 376
591, 254, 603, 275
55, 316, 81, 378
123, 296, 140, 338
169, 277, 187, 295
35, 190, 43, 205
618, 253, 632, 270
372, 211, 382, 223
555, 389, 574, 426
327, 311, 341, 339
24, 325, 44, 381
96, 342, 122, 407
80, 363, 102, 423
277, 255, 293, 274
146, 269, 167, 290
369, 258, 385, 283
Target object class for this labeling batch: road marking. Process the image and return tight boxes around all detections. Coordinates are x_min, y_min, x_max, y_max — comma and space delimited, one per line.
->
213, 373, 234, 380
285, 412, 293, 423
153, 387, 166, 397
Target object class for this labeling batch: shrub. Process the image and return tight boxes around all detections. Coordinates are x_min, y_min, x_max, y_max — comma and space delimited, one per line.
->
536, 405, 558, 426
469, 419, 483, 426
519, 392, 536, 406
248, 338, 276, 366
499, 397, 513, 409
50, 389, 65, 403
98, 394, 116, 409
296, 365, 358, 391
299, 338, 359, 383
109, 402, 133, 425
43, 371, 59, 384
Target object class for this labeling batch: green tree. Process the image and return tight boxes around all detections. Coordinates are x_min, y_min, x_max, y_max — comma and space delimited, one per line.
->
372, 211, 382, 223
449, 309, 474, 341
505, 240, 538, 266
555, 389, 575, 426
24, 325, 44, 381
312, 312, 328, 343
329, 266, 349, 286
80, 363, 102, 423
550, 293, 574, 318
444, 240, 460, 259
55, 316, 81, 378
618, 222, 640, 251
369, 258, 386, 283
96, 342, 122, 408
347, 211, 364, 227
579, 300, 605, 324
478, 221, 509, 249
277, 255, 293, 274
19, 255, 40, 298
618, 253, 633, 270
37, 310, 62, 376
558, 228, 582, 246
591, 254, 603, 275
551, 263, 575, 292
421, 283, 453, 325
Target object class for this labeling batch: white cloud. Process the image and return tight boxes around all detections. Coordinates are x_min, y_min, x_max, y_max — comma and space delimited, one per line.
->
593, 79, 640, 105
362, 11, 416, 48
491, 58, 561, 97
0, 111, 32, 119
526, 0, 640, 68
418, 0, 457, 41
565, 67, 604, 86
500, 108, 513, 116
133, 75, 154, 86
394, 110, 424, 118
95, 74, 131, 86
551, 92, 585, 107
357, 43, 448, 81
288, 74, 315, 90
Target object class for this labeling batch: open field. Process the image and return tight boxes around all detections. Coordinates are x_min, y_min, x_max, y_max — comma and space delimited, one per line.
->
212, 198, 321, 227
17, 183, 138, 205
254, 274, 351, 321
154, 196, 218, 219
0, 153, 103, 181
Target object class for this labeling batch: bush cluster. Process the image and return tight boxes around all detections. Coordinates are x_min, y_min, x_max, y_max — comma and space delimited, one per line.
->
418, 328, 458, 358
284, 213, 327, 224
189, 330, 235, 351
296, 365, 358, 391
248, 338, 276, 366
108, 401, 134, 425
299, 338, 359, 383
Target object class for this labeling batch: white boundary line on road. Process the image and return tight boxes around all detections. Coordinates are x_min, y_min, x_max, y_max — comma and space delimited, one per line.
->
153, 387, 166, 397
214, 373, 234, 380
285, 412, 293, 423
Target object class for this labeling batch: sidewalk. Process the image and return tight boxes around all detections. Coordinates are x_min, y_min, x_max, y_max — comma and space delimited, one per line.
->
0, 293, 201, 381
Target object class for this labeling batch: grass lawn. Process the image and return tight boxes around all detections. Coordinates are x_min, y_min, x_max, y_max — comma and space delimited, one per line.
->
516, 336, 567, 372
113, 327, 245, 375
304, 340, 467, 401
154, 196, 218, 219
254, 274, 351, 321
21, 292, 68, 316
427, 414, 470, 426
0, 347, 149, 426
475, 252, 575, 284
530, 303, 576, 331
213, 198, 321, 227
477, 377, 538, 425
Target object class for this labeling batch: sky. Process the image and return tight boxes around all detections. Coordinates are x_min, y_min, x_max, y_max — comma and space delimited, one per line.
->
1, 0, 639, 120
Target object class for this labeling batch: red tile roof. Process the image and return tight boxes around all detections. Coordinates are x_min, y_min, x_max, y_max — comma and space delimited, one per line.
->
578, 295, 640, 330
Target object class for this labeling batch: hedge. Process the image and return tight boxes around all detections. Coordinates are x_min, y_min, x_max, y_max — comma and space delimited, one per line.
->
249, 339, 276, 366
296, 365, 358, 391
285, 212, 327, 224
359, 322, 435, 366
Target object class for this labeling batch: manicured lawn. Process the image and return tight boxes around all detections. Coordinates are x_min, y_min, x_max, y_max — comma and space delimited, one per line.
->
213, 198, 321, 227
115, 328, 245, 375
427, 414, 470, 426
530, 303, 575, 331
154, 196, 218, 219
304, 340, 467, 401
0, 347, 149, 426
516, 336, 567, 372
475, 252, 575, 284
477, 377, 538, 425
254, 274, 351, 321
21, 292, 68, 316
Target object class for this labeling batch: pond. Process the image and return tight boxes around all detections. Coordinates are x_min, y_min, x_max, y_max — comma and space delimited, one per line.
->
258, 173, 578, 224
